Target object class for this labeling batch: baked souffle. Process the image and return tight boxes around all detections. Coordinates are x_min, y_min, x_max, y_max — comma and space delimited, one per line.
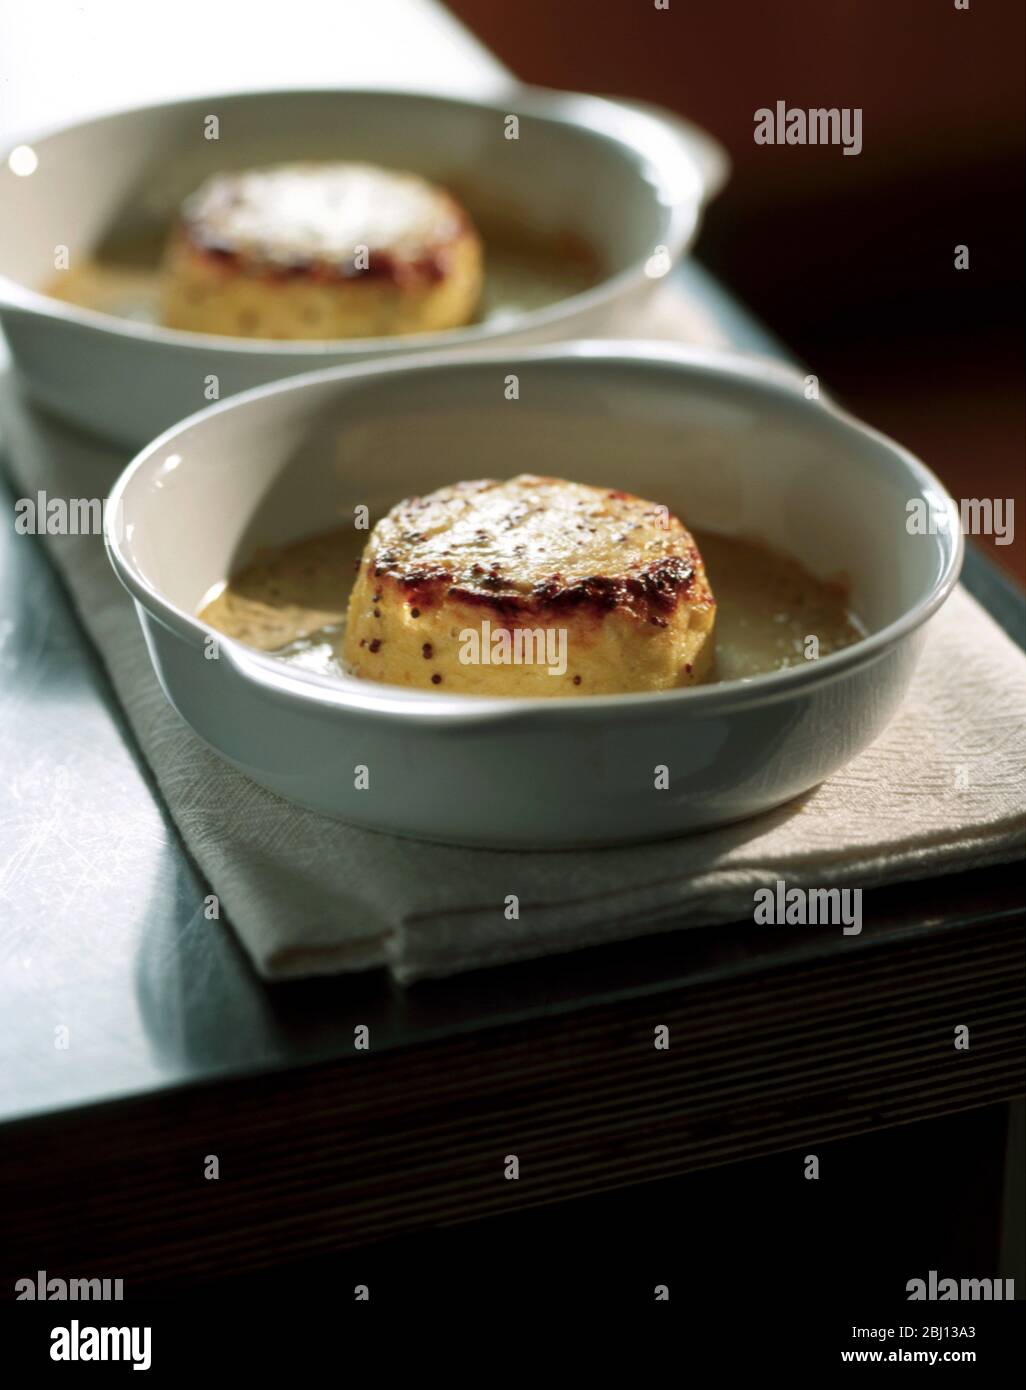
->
343, 474, 716, 696
160, 161, 483, 339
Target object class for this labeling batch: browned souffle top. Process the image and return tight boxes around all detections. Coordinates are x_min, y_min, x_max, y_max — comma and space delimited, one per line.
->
178, 161, 471, 284
361, 475, 715, 624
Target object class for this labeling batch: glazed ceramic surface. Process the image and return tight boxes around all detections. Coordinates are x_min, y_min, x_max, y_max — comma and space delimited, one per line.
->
105, 342, 962, 847
0, 87, 725, 446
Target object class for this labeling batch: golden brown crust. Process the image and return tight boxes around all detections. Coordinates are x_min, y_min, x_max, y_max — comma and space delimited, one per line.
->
364, 476, 714, 623
160, 162, 483, 338
343, 476, 717, 696
177, 162, 471, 281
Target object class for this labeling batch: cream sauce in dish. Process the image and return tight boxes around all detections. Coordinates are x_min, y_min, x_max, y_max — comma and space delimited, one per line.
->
45, 236, 599, 331
198, 525, 863, 686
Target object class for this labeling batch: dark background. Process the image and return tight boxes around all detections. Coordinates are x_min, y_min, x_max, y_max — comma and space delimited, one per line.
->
161, 1104, 1015, 1309
448, 0, 1025, 584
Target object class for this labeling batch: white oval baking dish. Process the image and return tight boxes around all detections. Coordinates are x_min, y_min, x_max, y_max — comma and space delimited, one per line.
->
105, 342, 962, 849
0, 86, 725, 447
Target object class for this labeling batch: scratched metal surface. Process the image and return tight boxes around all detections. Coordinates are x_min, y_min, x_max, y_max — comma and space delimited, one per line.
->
1, 262, 1023, 1129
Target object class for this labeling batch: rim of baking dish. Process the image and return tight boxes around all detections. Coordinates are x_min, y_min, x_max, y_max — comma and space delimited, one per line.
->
105, 340, 964, 726
0, 84, 712, 355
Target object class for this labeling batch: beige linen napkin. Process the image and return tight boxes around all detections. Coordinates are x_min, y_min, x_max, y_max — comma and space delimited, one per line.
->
2, 285, 1024, 983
